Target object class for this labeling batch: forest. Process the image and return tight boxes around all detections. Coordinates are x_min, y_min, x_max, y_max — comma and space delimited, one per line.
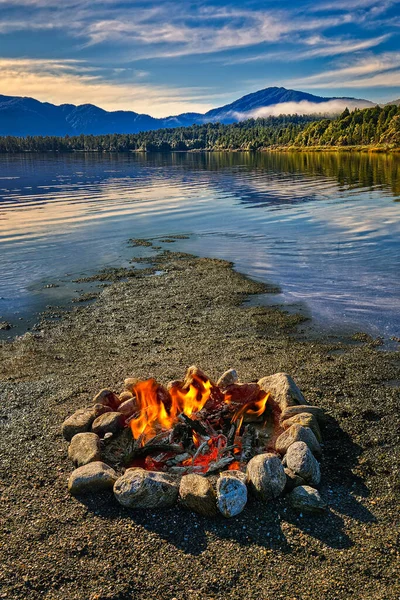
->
0, 105, 399, 152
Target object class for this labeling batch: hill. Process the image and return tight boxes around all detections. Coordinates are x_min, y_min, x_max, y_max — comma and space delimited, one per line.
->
0, 87, 373, 137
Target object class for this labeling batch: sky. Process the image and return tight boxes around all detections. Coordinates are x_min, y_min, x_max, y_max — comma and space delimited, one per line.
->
0, 0, 400, 116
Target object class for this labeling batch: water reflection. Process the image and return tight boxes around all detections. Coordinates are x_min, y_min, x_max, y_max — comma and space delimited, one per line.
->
0, 151, 399, 338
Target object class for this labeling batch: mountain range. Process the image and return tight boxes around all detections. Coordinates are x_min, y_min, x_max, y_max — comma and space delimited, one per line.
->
0, 86, 377, 137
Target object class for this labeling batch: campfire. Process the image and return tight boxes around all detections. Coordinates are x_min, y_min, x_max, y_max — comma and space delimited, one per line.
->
63, 367, 327, 517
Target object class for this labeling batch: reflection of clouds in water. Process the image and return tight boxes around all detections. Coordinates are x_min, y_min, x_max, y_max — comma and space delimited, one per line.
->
0, 153, 399, 337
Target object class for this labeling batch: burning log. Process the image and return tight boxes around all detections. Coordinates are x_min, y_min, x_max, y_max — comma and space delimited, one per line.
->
169, 421, 194, 449
178, 413, 208, 437
240, 424, 256, 463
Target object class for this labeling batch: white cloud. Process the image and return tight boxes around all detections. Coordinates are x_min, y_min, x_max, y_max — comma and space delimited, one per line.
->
289, 52, 400, 88
224, 33, 390, 65
227, 98, 374, 121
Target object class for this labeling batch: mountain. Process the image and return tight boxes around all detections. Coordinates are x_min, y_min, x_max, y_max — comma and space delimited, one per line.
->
0, 87, 374, 137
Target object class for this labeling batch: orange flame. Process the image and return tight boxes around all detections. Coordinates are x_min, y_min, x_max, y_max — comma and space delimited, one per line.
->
130, 375, 212, 443
228, 461, 241, 470
231, 391, 270, 425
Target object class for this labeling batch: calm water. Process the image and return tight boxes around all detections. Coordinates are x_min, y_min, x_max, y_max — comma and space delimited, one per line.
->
0, 152, 399, 339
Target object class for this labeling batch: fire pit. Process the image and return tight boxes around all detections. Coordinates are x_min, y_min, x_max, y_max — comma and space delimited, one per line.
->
63, 366, 327, 517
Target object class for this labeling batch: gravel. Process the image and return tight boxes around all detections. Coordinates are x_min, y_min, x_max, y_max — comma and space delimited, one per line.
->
0, 247, 399, 599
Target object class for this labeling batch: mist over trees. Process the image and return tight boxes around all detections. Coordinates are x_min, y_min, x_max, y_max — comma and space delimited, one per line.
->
0, 105, 399, 153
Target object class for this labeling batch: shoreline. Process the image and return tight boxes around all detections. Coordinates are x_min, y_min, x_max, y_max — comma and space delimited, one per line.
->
1, 146, 400, 155
0, 247, 399, 599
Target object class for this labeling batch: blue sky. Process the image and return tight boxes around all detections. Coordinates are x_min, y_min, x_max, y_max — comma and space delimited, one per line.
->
0, 0, 399, 116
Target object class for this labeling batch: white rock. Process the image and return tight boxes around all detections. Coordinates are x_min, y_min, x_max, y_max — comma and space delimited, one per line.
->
217, 475, 247, 518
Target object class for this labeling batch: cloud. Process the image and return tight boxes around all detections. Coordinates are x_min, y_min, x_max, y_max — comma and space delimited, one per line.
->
0, 1, 363, 58
226, 99, 374, 121
0, 58, 214, 115
289, 52, 400, 88
224, 33, 390, 65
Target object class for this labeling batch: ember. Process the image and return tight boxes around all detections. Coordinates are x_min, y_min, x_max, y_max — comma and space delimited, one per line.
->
63, 367, 327, 517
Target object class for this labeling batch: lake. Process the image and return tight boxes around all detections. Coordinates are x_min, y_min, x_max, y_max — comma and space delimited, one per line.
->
0, 151, 399, 340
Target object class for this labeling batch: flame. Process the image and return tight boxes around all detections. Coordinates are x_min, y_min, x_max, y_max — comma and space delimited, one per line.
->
231, 391, 270, 425
228, 461, 241, 470
130, 375, 212, 443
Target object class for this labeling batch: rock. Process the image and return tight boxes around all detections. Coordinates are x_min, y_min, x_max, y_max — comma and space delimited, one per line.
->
220, 470, 247, 484
93, 388, 120, 409
0, 321, 11, 331
282, 412, 322, 442
119, 391, 133, 403
280, 405, 327, 424
217, 369, 238, 389
179, 474, 217, 517
62, 404, 112, 441
114, 469, 179, 509
246, 453, 286, 501
258, 373, 306, 411
68, 432, 101, 466
92, 412, 123, 435
286, 441, 321, 486
217, 475, 247, 517
68, 462, 117, 495
124, 377, 140, 393
275, 424, 322, 457
118, 398, 138, 418
284, 468, 306, 492
289, 485, 327, 513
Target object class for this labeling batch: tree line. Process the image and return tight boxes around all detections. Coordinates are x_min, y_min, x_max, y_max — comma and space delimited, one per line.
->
0, 106, 399, 153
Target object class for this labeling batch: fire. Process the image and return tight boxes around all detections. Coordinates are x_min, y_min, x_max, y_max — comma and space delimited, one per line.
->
231, 391, 270, 429
130, 374, 212, 443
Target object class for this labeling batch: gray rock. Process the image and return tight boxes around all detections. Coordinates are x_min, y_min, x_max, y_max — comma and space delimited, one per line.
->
68, 462, 117, 495
118, 398, 138, 418
246, 453, 286, 501
62, 404, 112, 441
281, 412, 322, 442
0, 321, 11, 330
92, 412, 123, 435
280, 405, 327, 424
286, 441, 321, 486
114, 469, 179, 509
220, 469, 247, 484
258, 372, 306, 411
93, 388, 120, 408
289, 485, 327, 513
284, 467, 307, 492
275, 424, 322, 457
217, 369, 239, 389
179, 474, 217, 517
68, 432, 101, 466
217, 475, 247, 518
